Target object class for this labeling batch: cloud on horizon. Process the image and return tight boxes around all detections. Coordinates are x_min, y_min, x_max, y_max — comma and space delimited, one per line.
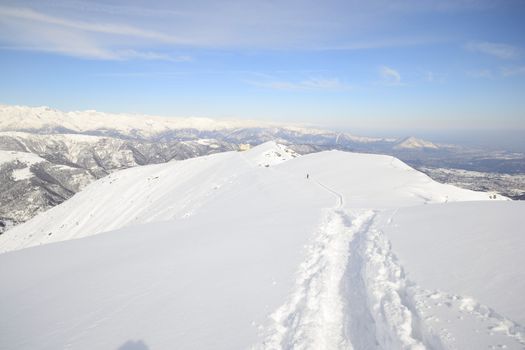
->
247, 77, 350, 92
466, 69, 493, 78
501, 66, 525, 77
466, 41, 521, 60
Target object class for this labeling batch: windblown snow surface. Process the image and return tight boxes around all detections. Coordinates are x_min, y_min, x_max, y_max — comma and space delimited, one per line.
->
0, 142, 522, 350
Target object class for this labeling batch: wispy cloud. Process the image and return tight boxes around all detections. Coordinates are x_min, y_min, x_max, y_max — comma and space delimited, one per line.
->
422, 70, 446, 83
0, 5, 192, 60
466, 67, 525, 78
0, 0, 493, 60
466, 41, 520, 60
117, 51, 192, 62
379, 66, 402, 86
248, 77, 349, 91
314, 35, 448, 51
0, 1, 519, 65
0, 44, 192, 61
501, 66, 525, 77
93, 71, 189, 78
0, 6, 187, 43
466, 69, 493, 78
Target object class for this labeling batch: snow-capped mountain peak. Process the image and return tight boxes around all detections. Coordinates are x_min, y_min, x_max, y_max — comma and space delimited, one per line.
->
0, 104, 287, 136
394, 136, 439, 150
242, 141, 299, 167
0, 104, 386, 144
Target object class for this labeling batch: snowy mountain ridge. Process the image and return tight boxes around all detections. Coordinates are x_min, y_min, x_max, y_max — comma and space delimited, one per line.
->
0, 142, 301, 252
0, 104, 394, 143
2, 104, 523, 235
0, 131, 239, 231
0, 141, 522, 350
0, 104, 263, 133
0, 141, 501, 253
0, 104, 342, 139
0, 104, 458, 231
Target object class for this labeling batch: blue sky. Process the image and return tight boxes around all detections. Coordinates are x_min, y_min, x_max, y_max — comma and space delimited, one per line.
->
1, 0, 524, 133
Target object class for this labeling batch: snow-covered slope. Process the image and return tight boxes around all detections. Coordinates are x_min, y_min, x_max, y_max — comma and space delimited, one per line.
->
242, 141, 299, 167
0, 143, 488, 253
394, 136, 439, 150
0, 131, 239, 229
378, 201, 525, 349
0, 150, 46, 182
385, 201, 525, 324
0, 142, 520, 350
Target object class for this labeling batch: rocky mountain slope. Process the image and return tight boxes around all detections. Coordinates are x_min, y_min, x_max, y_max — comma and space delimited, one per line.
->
0, 131, 237, 232
0, 150, 96, 232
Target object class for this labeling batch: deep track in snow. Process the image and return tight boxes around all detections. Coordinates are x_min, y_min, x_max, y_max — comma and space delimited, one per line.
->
256, 180, 377, 349
256, 178, 423, 350
257, 180, 525, 350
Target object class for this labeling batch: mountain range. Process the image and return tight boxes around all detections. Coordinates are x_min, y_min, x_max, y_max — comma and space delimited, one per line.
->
1, 104, 524, 232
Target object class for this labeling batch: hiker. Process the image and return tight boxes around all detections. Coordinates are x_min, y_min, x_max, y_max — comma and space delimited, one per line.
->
306, 173, 309, 179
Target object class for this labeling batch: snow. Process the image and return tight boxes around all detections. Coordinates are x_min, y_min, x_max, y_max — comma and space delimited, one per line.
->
0, 144, 307, 252
0, 131, 134, 163
278, 150, 491, 209
384, 201, 525, 325
242, 141, 298, 167
0, 143, 335, 350
394, 136, 439, 150
0, 104, 383, 143
0, 150, 45, 180
0, 104, 261, 133
11, 167, 32, 181
0, 149, 45, 165
0, 146, 489, 253
0, 142, 521, 350
0, 130, 105, 143
356, 202, 525, 350
0, 104, 312, 137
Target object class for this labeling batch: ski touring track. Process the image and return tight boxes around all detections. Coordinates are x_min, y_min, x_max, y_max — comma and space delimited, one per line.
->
255, 179, 525, 350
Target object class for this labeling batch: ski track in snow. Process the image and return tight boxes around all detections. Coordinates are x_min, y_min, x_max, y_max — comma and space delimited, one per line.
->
256, 180, 525, 350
